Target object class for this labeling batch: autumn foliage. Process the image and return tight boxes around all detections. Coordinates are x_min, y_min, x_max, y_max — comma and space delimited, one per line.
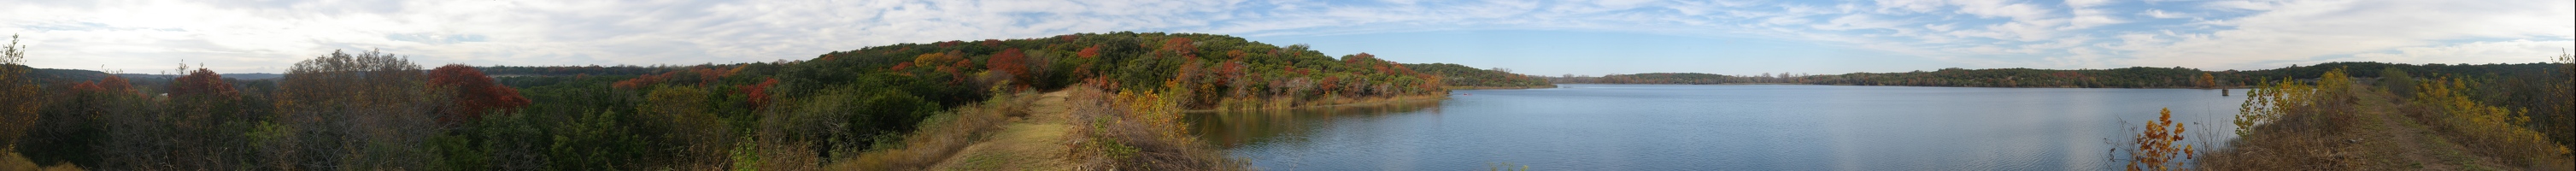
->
989, 48, 1028, 79
430, 64, 531, 124
2127, 108, 2192, 171
168, 68, 238, 97
2414, 76, 2572, 161
740, 78, 779, 109
1078, 44, 1101, 58
67, 75, 131, 95
0, 34, 36, 148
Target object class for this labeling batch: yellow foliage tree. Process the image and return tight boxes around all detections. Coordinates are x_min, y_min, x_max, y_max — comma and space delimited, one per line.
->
2198, 73, 2216, 89
1118, 88, 1189, 143
0, 34, 38, 147
2238, 77, 2313, 136
2416, 77, 2571, 156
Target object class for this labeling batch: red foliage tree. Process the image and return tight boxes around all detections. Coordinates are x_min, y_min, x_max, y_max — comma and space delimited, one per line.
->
1078, 44, 1101, 58
989, 48, 1030, 82
168, 68, 238, 97
739, 78, 780, 109
72, 74, 134, 95
429, 64, 531, 124
1163, 37, 1195, 53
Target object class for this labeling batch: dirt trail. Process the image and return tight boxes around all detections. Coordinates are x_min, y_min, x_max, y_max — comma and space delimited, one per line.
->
927, 91, 1077, 171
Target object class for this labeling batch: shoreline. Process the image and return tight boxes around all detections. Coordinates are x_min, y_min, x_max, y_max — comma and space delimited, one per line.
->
1443, 86, 1560, 90
1185, 94, 1449, 113
1555, 83, 2254, 89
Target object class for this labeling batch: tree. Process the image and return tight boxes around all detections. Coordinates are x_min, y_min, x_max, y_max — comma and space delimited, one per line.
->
1079, 44, 1101, 58
1, 34, 37, 147
275, 50, 443, 170
2198, 73, 2216, 89
430, 64, 531, 125
168, 67, 238, 97
989, 48, 1030, 85
742, 78, 780, 109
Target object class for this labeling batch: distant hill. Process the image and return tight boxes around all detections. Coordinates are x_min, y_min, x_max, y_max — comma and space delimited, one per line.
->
1403, 63, 1553, 88
9, 64, 112, 84
9, 64, 285, 93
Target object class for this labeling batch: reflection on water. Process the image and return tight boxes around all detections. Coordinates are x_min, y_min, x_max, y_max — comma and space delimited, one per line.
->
1187, 85, 2247, 170
1188, 100, 1446, 149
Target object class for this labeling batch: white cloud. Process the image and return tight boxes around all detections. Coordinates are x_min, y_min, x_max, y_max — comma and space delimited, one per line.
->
2120, 0, 2576, 68
1950, 0, 2052, 21
1813, 15, 1909, 31
2140, 9, 2192, 19
1, 0, 2567, 74
2063, 0, 2122, 30
2350, 39, 2575, 65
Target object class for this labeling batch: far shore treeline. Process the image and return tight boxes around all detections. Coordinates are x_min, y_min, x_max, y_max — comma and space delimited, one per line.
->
1555, 62, 2561, 89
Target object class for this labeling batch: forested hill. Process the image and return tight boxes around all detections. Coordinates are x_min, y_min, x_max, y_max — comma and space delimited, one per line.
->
2, 32, 1552, 170
1402, 63, 1553, 88
5, 64, 111, 85
1555, 62, 2564, 88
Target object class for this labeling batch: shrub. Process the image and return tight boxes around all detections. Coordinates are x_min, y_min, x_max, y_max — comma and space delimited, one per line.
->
2415, 77, 2572, 162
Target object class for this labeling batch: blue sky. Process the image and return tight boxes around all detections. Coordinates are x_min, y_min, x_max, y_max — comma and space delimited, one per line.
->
2, 0, 2568, 76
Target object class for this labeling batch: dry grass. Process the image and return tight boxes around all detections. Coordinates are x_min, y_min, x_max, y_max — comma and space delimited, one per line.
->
2, 150, 85, 171
2196, 86, 2374, 170
1063, 86, 1247, 171
829, 91, 1036, 170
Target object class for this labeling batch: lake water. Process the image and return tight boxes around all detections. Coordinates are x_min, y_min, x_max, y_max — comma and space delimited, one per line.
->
1187, 85, 2249, 170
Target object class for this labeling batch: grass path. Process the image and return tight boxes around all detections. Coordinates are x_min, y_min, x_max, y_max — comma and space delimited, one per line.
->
926, 91, 1078, 171
2200, 86, 2542, 170
2241, 86, 2517, 170
2344, 87, 2503, 170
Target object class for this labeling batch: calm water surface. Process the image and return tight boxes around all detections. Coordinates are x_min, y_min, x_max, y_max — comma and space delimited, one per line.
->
1187, 85, 2248, 170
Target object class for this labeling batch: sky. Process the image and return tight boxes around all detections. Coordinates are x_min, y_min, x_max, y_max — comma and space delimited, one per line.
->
2, 0, 2569, 76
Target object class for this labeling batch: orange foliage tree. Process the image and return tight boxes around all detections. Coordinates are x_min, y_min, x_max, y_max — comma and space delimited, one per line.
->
2129, 108, 2193, 171
429, 64, 531, 124
1078, 44, 1101, 58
